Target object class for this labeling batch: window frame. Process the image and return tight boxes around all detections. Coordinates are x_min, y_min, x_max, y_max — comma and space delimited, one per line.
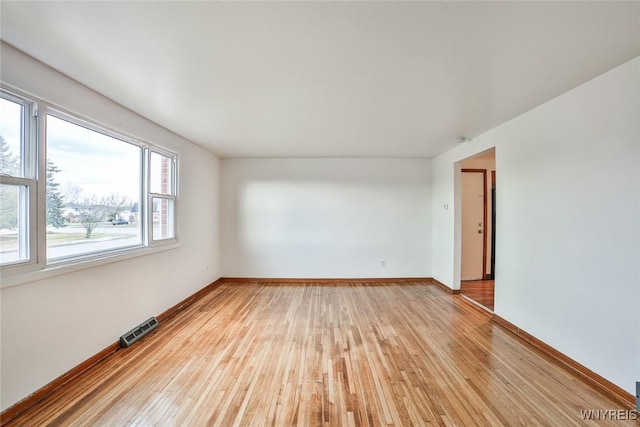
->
0, 85, 179, 286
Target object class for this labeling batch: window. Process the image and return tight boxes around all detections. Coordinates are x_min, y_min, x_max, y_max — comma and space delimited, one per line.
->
0, 86, 178, 278
46, 113, 144, 261
150, 151, 176, 242
0, 184, 31, 264
0, 92, 36, 266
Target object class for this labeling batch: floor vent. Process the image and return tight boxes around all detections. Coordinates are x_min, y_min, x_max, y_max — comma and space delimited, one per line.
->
120, 317, 159, 348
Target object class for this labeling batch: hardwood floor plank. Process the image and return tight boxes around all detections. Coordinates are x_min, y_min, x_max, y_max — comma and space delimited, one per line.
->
3, 280, 636, 426
460, 279, 495, 310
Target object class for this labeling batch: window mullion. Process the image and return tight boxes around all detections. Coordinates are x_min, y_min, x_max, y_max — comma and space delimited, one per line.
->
142, 147, 150, 246
36, 103, 46, 265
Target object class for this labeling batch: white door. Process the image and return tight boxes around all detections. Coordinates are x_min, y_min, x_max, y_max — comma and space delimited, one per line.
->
461, 171, 485, 280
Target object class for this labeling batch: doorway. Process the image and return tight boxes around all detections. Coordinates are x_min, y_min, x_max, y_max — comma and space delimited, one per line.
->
459, 148, 495, 310
461, 169, 486, 280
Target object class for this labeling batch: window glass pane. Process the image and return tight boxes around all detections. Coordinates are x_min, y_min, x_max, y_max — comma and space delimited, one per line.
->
0, 184, 29, 265
152, 197, 174, 240
46, 114, 143, 260
0, 97, 23, 177
150, 151, 173, 195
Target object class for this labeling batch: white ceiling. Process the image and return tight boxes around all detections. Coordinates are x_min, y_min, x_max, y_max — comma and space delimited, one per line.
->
2, 1, 639, 159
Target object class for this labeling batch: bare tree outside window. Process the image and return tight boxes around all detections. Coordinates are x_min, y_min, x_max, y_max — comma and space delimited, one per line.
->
104, 193, 131, 222
77, 197, 108, 239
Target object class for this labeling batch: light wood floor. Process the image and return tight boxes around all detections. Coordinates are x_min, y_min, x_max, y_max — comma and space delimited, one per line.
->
460, 280, 495, 311
5, 280, 635, 426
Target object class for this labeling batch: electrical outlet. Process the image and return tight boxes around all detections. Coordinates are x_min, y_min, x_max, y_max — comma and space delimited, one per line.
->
381, 260, 386, 268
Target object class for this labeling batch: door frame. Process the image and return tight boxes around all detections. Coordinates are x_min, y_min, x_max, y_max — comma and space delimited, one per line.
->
489, 170, 496, 280
461, 168, 487, 280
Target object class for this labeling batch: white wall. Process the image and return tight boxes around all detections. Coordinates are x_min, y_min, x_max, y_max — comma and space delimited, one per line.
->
0, 43, 222, 410
431, 57, 640, 395
222, 158, 432, 278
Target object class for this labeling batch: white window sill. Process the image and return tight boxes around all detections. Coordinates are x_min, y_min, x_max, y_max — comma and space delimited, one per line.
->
0, 242, 180, 289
